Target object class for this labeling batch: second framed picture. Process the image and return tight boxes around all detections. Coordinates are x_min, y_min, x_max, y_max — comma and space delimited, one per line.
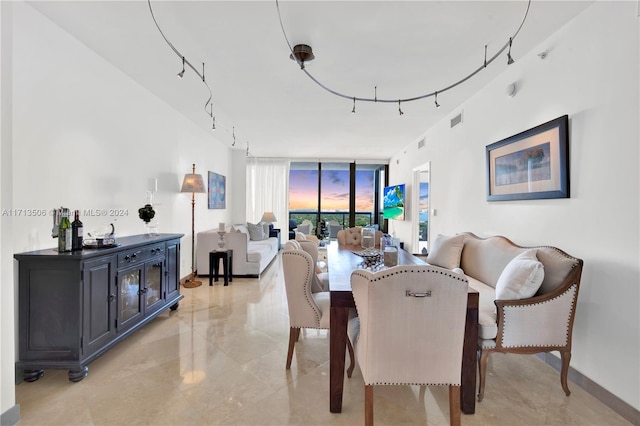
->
486, 115, 569, 201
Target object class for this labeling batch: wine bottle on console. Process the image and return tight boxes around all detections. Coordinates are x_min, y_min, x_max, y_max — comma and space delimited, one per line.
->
58, 208, 72, 252
71, 210, 83, 251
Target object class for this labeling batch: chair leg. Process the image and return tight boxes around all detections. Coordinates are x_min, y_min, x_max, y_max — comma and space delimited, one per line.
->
365, 385, 374, 426
448, 385, 461, 426
560, 350, 572, 396
477, 348, 490, 402
346, 337, 356, 378
286, 328, 300, 369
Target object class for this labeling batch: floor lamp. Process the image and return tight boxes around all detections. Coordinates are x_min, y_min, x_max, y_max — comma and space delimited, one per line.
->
181, 163, 206, 288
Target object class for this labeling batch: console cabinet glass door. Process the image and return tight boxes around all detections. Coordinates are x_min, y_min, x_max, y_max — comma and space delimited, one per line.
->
145, 259, 164, 315
117, 266, 143, 331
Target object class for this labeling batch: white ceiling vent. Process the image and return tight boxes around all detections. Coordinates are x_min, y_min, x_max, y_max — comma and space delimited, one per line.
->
417, 138, 426, 149
450, 112, 463, 128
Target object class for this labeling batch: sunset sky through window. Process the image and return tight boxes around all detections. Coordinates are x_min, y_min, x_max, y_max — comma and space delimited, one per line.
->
289, 169, 375, 211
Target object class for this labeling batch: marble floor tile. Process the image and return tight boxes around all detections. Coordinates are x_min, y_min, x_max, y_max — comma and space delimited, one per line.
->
15, 255, 632, 425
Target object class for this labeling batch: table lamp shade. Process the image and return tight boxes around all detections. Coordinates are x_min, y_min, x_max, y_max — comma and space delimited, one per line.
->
181, 173, 206, 193
261, 212, 277, 223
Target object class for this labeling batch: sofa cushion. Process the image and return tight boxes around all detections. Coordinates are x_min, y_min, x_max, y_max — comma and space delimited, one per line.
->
247, 222, 266, 241
426, 234, 465, 269
495, 249, 545, 300
233, 224, 249, 235
246, 239, 274, 262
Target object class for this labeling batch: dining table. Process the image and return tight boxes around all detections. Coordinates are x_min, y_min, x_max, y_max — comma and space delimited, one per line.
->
327, 242, 479, 414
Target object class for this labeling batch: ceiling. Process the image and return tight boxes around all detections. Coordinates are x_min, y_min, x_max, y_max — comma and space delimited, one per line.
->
28, 1, 593, 160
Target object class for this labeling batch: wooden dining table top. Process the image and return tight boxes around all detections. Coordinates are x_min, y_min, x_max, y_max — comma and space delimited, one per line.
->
327, 242, 428, 292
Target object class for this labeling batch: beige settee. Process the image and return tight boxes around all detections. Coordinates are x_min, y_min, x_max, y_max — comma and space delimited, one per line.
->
425, 232, 583, 401
196, 224, 279, 278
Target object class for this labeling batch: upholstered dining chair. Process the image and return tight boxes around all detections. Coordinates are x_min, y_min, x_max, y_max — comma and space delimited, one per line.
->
351, 266, 469, 426
327, 221, 343, 240
298, 239, 329, 292
296, 220, 314, 236
295, 230, 319, 245
336, 226, 383, 247
282, 249, 356, 377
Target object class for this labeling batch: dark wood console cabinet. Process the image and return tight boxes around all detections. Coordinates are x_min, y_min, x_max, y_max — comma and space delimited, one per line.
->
14, 233, 184, 382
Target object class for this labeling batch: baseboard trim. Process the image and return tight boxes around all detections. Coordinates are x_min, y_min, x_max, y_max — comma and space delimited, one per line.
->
1, 404, 20, 426
538, 353, 640, 424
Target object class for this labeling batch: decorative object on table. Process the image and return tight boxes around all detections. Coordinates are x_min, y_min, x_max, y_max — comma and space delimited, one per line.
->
138, 204, 155, 223
83, 223, 117, 248
486, 115, 569, 201
71, 210, 83, 251
57, 207, 72, 253
217, 222, 227, 251
383, 245, 399, 267
181, 163, 207, 288
138, 191, 158, 235
207, 171, 226, 209
360, 227, 375, 249
352, 249, 382, 261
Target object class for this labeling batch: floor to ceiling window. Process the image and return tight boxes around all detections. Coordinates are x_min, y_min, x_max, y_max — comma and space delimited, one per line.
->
289, 162, 386, 237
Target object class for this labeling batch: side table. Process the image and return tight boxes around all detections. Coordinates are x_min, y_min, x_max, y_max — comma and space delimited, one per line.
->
209, 249, 233, 286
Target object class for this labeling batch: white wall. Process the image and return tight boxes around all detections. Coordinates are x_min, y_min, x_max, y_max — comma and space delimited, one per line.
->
389, 1, 639, 410
230, 149, 248, 225
2, 2, 233, 416
0, 0, 16, 418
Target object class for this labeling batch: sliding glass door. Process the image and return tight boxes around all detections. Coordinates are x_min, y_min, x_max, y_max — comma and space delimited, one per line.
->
289, 162, 386, 238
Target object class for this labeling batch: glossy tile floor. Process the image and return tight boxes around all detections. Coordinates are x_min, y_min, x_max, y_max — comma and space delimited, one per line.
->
16, 255, 631, 425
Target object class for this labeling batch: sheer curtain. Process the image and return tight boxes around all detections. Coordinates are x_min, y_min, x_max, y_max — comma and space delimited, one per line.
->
246, 157, 290, 231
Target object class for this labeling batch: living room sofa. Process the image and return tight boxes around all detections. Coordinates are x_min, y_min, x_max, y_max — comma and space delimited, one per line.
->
425, 232, 583, 401
196, 224, 279, 278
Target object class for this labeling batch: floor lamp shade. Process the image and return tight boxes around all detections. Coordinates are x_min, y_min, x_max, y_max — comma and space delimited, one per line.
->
181, 163, 206, 288
181, 173, 206, 194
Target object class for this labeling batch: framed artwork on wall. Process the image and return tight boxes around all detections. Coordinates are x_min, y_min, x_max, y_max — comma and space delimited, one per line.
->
486, 115, 569, 201
208, 171, 226, 209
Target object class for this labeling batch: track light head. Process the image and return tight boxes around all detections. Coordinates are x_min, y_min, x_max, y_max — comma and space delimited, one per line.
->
177, 56, 185, 78
507, 38, 515, 65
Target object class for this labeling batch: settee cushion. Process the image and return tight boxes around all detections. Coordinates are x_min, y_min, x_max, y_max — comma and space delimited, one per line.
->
467, 276, 498, 340
495, 249, 545, 300
426, 234, 465, 269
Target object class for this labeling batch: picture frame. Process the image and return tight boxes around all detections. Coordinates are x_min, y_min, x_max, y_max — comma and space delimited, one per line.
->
208, 171, 226, 209
486, 115, 569, 201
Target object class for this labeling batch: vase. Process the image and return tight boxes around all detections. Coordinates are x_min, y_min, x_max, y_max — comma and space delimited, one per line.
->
145, 221, 159, 236
216, 231, 226, 250
361, 228, 375, 249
